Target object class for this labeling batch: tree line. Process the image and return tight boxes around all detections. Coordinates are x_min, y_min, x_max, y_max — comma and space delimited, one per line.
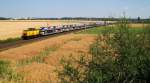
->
0, 17, 150, 23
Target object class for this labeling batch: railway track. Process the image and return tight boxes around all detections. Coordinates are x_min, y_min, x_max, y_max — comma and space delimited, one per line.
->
0, 28, 88, 52
0, 22, 114, 52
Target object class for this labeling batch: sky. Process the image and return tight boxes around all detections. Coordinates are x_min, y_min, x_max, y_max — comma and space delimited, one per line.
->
0, 0, 150, 18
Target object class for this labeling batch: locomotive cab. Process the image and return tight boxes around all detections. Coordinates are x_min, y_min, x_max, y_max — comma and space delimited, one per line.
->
22, 28, 40, 39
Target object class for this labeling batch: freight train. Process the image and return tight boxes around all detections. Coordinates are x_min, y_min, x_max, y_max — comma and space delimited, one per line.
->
22, 22, 106, 40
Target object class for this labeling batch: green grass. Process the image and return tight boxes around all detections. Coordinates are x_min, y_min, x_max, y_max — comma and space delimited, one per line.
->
76, 27, 106, 34
0, 47, 57, 82
77, 26, 144, 35
17, 47, 58, 66
0, 60, 23, 82
0, 37, 21, 44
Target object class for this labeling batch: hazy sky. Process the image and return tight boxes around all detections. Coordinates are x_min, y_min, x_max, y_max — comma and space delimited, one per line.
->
0, 0, 150, 18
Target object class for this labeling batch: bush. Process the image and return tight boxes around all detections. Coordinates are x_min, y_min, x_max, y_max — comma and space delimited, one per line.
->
58, 21, 150, 83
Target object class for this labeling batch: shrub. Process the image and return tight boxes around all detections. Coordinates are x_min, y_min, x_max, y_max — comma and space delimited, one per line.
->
58, 21, 150, 83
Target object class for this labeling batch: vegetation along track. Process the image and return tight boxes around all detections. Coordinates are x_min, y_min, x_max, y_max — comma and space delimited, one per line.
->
0, 28, 93, 52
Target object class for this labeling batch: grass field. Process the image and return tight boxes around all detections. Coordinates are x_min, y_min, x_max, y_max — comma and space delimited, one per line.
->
0, 23, 148, 83
77, 26, 105, 34
77, 23, 146, 34
0, 34, 96, 83
0, 20, 89, 40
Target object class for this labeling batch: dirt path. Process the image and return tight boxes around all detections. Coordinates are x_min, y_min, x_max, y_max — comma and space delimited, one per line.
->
0, 33, 96, 83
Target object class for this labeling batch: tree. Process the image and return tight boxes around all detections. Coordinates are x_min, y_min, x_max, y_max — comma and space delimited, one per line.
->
137, 16, 141, 23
